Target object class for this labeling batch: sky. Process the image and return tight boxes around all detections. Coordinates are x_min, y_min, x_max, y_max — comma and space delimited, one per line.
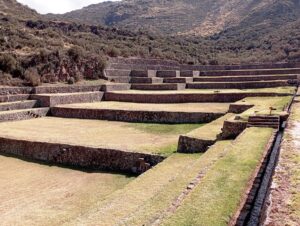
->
16, 0, 118, 14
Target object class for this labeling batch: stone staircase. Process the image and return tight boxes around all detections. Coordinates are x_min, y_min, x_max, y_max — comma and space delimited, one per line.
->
247, 115, 280, 129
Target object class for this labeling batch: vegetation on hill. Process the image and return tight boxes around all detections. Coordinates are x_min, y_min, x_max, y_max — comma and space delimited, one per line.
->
0, 0, 300, 86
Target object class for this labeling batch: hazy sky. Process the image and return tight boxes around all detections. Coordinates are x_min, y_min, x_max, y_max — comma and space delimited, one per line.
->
17, 0, 118, 14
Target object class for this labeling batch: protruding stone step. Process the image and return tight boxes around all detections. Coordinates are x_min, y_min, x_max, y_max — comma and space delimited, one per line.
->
31, 92, 104, 107
0, 100, 38, 112
187, 81, 291, 89
104, 69, 131, 77
163, 77, 193, 83
130, 83, 186, 91
156, 70, 180, 78
180, 70, 200, 77
193, 75, 298, 82
0, 108, 49, 122
130, 70, 156, 78
106, 76, 130, 83
130, 77, 163, 84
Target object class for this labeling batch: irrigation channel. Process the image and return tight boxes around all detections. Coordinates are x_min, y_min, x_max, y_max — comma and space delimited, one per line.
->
241, 88, 298, 226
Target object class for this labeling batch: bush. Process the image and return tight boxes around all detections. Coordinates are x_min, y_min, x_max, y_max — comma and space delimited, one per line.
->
68, 77, 75, 85
0, 54, 17, 73
24, 68, 41, 87
68, 46, 84, 62
106, 46, 121, 57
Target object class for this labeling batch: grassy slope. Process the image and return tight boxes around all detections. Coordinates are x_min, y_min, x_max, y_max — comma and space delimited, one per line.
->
187, 114, 234, 140
162, 127, 274, 226
0, 155, 133, 226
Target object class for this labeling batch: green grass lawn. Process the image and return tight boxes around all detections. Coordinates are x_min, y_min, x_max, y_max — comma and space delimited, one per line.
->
236, 96, 292, 120
128, 123, 205, 135
162, 127, 274, 226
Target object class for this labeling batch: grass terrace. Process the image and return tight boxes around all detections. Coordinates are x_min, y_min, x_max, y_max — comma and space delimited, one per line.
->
0, 155, 133, 226
235, 96, 292, 121
0, 117, 204, 156
162, 127, 274, 226
59, 102, 230, 114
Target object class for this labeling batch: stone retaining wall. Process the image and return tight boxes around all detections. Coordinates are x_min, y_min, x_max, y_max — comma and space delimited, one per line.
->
218, 120, 248, 139
180, 62, 300, 71
187, 81, 291, 89
177, 136, 215, 153
31, 92, 103, 107
130, 83, 185, 91
0, 108, 50, 122
33, 85, 102, 94
0, 94, 30, 103
51, 107, 225, 123
228, 103, 254, 114
193, 75, 298, 82
200, 68, 300, 76
0, 137, 165, 174
0, 87, 33, 95
104, 92, 291, 103
0, 100, 39, 111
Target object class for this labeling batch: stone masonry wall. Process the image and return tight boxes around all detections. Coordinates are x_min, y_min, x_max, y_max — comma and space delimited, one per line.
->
51, 107, 225, 124
0, 137, 165, 174
31, 92, 104, 107
104, 92, 291, 103
0, 108, 50, 122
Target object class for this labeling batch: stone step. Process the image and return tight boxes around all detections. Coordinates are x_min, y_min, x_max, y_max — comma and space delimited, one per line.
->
104, 91, 291, 103
156, 70, 180, 78
0, 94, 30, 103
0, 100, 38, 112
30, 91, 104, 107
0, 108, 49, 122
187, 81, 291, 89
180, 70, 200, 77
130, 83, 186, 91
130, 70, 156, 78
193, 75, 298, 82
200, 68, 300, 76
130, 77, 163, 84
107, 76, 130, 83
104, 69, 131, 77
163, 77, 193, 83
247, 124, 279, 129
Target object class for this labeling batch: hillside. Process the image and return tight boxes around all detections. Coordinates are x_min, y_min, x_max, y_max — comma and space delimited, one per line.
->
0, 0, 300, 86
55, 0, 300, 36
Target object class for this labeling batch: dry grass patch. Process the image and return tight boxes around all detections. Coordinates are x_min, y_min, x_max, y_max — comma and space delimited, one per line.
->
0, 155, 133, 226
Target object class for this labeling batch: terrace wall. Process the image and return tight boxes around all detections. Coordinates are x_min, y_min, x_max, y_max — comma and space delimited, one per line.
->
0, 137, 165, 174
51, 107, 224, 123
0, 108, 50, 122
104, 92, 291, 103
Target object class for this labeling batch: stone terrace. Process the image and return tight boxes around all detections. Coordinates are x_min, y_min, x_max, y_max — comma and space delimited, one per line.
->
0, 58, 299, 225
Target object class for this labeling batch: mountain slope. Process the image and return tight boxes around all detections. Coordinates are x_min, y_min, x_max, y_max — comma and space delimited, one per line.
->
55, 0, 300, 36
